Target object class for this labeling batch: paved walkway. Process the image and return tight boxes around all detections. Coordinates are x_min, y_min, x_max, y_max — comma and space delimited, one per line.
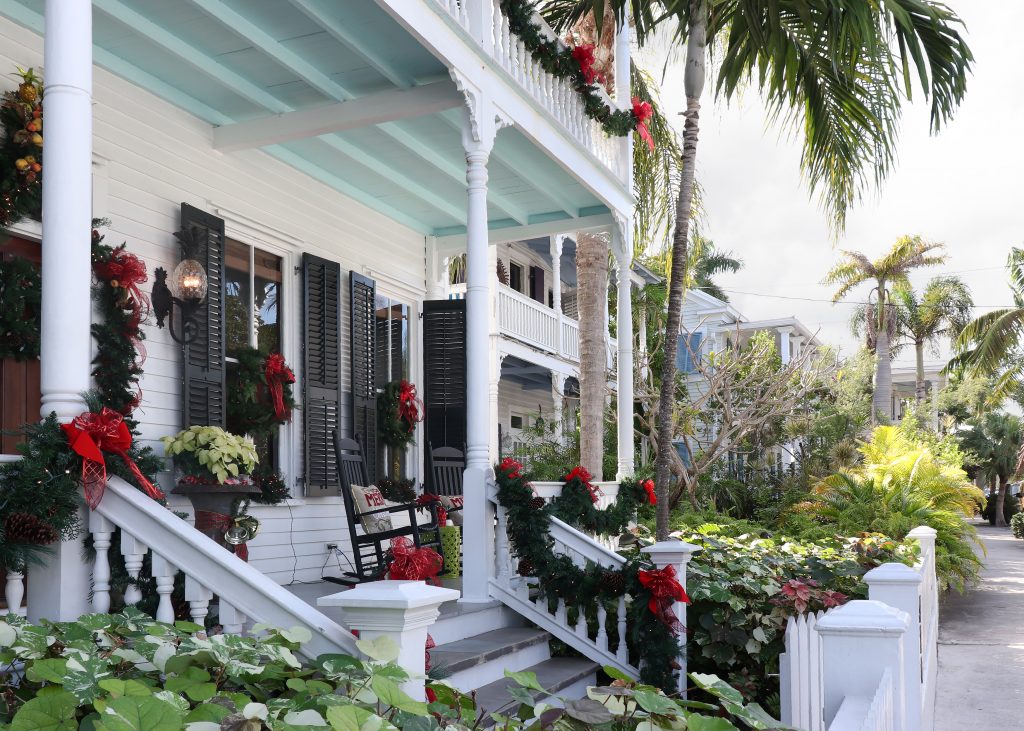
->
935, 522, 1024, 729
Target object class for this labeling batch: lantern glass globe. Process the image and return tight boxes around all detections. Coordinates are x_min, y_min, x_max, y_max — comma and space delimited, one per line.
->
171, 259, 208, 302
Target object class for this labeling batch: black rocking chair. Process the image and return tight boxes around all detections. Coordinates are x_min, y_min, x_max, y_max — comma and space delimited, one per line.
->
427, 443, 466, 497
324, 432, 444, 586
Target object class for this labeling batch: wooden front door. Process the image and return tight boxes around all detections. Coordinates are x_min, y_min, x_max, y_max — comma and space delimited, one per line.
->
0, 235, 41, 455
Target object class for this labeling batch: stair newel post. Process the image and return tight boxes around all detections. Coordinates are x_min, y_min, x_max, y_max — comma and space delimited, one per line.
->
89, 511, 114, 613
642, 540, 701, 696
120, 533, 148, 606
321, 581, 460, 701
185, 575, 213, 625
4, 571, 25, 616
150, 553, 177, 624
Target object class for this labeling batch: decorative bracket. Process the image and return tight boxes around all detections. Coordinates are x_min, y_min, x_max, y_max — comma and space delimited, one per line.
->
450, 69, 513, 155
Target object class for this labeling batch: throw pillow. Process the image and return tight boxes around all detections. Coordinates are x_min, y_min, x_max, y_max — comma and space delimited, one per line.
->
350, 484, 393, 534
438, 495, 465, 526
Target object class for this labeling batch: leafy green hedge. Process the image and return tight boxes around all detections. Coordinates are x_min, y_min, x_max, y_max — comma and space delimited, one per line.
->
0, 610, 783, 730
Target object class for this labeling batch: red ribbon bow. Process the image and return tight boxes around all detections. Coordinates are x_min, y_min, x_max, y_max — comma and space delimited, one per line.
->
631, 97, 655, 151
642, 479, 657, 505
397, 380, 422, 433
564, 465, 600, 503
388, 537, 443, 582
571, 43, 599, 84
416, 493, 448, 526
499, 457, 524, 480
61, 408, 166, 509
638, 564, 690, 634
195, 510, 248, 561
263, 352, 295, 422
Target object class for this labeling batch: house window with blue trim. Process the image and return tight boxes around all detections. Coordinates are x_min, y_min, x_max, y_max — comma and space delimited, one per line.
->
676, 332, 703, 374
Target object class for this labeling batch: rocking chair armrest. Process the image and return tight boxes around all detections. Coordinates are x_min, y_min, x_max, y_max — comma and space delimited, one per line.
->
358, 502, 423, 517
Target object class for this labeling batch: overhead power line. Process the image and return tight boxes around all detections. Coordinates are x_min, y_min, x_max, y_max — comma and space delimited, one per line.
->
719, 288, 1016, 309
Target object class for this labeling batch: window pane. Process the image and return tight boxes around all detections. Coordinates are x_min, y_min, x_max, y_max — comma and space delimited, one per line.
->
254, 248, 282, 355
225, 239, 251, 357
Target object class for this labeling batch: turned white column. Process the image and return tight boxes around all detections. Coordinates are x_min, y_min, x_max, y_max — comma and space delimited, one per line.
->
550, 234, 564, 354
614, 14, 631, 107
425, 236, 447, 300
613, 247, 635, 478
28, 0, 93, 624
778, 326, 793, 366
456, 82, 507, 602
488, 246, 501, 463
551, 371, 566, 443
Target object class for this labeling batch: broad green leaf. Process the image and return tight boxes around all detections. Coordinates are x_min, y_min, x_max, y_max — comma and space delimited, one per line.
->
564, 698, 614, 726
65, 655, 112, 704
689, 673, 745, 705
370, 676, 428, 715
184, 703, 232, 724
283, 709, 328, 726
10, 691, 78, 731
356, 635, 399, 663
99, 696, 185, 731
633, 689, 680, 714
503, 669, 546, 693
602, 665, 633, 681
0, 621, 16, 647
326, 704, 385, 731
685, 715, 739, 731
26, 658, 68, 684
97, 680, 153, 698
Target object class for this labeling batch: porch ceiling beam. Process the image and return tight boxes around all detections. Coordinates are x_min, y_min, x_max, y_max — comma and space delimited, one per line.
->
285, 0, 416, 89
378, 120, 530, 226
434, 212, 613, 255
212, 83, 463, 152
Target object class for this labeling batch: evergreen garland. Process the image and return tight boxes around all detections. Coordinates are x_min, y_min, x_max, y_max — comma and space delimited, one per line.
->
378, 380, 420, 450
497, 1, 643, 138
0, 67, 43, 228
550, 473, 654, 537
0, 255, 40, 360
494, 459, 681, 690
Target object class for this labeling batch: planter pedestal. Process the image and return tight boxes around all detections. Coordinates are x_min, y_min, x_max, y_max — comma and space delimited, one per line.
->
172, 482, 260, 544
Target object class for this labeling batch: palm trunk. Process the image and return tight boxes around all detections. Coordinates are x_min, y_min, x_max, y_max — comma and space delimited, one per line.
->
873, 326, 893, 422
654, 0, 706, 540
996, 475, 1009, 527
915, 339, 927, 407
576, 231, 608, 479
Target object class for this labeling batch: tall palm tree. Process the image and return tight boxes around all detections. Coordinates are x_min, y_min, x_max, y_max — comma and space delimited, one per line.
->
688, 235, 741, 301
547, 0, 973, 540
958, 412, 1022, 527
891, 276, 972, 406
823, 236, 947, 422
950, 248, 1024, 403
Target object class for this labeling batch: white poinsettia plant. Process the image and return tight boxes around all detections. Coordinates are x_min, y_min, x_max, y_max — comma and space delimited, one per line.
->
162, 425, 258, 484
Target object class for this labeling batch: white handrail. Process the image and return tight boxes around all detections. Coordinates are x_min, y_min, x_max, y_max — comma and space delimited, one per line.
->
93, 477, 358, 659
497, 283, 559, 352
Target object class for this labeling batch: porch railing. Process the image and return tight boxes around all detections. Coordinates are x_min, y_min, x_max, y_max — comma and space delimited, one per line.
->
432, 0, 629, 182
10, 476, 358, 660
498, 283, 559, 353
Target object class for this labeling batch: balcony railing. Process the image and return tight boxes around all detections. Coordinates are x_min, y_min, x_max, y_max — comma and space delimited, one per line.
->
433, 0, 629, 182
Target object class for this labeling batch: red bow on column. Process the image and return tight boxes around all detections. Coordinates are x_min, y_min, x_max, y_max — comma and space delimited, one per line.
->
388, 537, 443, 582
571, 43, 599, 84
642, 479, 658, 505
93, 249, 151, 330
564, 465, 601, 504
263, 352, 295, 421
631, 97, 655, 151
638, 564, 690, 634
397, 380, 422, 432
61, 408, 166, 509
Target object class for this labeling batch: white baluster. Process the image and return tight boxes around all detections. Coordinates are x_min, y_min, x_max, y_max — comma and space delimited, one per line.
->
575, 606, 587, 638
501, 16, 511, 70
4, 570, 25, 616
150, 553, 177, 624
120, 533, 148, 606
596, 603, 608, 652
185, 575, 213, 626
495, 505, 511, 586
616, 595, 628, 663
517, 40, 527, 84
89, 511, 113, 613
219, 600, 246, 635
555, 598, 567, 625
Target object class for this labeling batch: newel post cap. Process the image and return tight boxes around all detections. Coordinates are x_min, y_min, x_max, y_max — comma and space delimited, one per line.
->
864, 562, 922, 587
907, 525, 937, 540
642, 540, 701, 569
815, 600, 909, 637
319, 581, 460, 632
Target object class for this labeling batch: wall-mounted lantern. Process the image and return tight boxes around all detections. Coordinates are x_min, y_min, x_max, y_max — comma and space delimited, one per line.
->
152, 228, 208, 344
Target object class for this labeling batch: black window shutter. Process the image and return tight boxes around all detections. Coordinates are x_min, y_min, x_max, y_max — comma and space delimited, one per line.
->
180, 203, 226, 428
422, 299, 466, 462
303, 254, 342, 495
350, 272, 378, 484
529, 265, 545, 303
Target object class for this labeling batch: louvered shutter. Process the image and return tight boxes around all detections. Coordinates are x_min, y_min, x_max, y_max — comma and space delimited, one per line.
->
303, 254, 342, 495
350, 272, 378, 483
180, 204, 226, 428
529, 265, 545, 303
422, 299, 466, 461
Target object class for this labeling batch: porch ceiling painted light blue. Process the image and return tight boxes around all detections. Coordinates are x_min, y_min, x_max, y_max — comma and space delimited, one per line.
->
1, 0, 610, 235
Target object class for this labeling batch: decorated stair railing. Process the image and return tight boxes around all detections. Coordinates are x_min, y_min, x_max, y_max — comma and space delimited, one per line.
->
86, 476, 358, 659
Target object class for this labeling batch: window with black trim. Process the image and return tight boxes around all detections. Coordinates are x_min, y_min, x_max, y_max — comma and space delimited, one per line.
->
508, 261, 523, 292
375, 293, 411, 478
225, 239, 282, 358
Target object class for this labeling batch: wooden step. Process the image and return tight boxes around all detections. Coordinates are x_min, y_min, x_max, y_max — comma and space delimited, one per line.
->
472, 656, 600, 720
431, 627, 551, 691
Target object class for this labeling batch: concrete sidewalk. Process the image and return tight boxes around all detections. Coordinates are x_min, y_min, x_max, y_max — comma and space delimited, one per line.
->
934, 523, 1024, 730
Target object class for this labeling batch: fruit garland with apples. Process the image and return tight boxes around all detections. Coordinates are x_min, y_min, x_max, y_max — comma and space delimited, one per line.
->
0, 68, 43, 228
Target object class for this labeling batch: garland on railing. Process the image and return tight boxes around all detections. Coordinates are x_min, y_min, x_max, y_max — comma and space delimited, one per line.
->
495, 458, 683, 690
497, 0, 653, 144
548, 466, 655, 537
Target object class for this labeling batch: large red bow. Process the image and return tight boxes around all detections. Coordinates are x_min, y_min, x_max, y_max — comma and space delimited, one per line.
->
388, 537, 443, 582
642, 479, 657, 506
61, 408, 166, 509
638, 564, 690, 634
499, 457, 524, 480
631, 97, 655, 151
263, 352, 295, 422
564, 465, 600, 504
571, 43, 599, 84
397, 380, 422, 433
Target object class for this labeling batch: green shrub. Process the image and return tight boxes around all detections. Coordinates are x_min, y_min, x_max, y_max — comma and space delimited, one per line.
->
1012, 512, 1024, 539
0, 610, 780, 730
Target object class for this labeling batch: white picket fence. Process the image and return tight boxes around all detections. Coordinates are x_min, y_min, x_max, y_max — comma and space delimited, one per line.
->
779, 526, 939, 731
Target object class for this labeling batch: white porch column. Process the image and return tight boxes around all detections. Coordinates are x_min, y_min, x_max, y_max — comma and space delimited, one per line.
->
614, 13, 631, 106
456, 75, 508, 602
550, 234, 564, 355
792, 334, 805, 361
28, 0, 94, 624
778, 326, 793, 366
613, 246, 635, 478
551, 371, 566, 443
425, 236, 447, 300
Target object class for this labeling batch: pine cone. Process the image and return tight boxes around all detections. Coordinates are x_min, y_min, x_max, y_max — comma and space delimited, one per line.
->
4, 512, 58, 545
529, 496, 547, 511
517, 558, 535, 577
600, 570, 626, 594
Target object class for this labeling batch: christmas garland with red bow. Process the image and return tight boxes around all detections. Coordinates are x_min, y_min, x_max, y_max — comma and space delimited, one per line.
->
497, 1, 653, 144
549, 468, 655, 538
494, 458, 683, 690
378, 379, 423, 450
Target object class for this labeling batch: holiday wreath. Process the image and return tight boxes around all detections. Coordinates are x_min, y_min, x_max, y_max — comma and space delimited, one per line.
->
0, 67, 43, 227
227, 346, 296, 438
494, 458, 683, 690
378, 379, 422, 450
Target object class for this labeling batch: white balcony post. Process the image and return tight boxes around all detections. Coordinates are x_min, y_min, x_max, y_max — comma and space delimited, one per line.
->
551, 371, 566, 443
778, 326, 793, 366
641, 540, 701, 695
321, 581, 460, 701
865, 563, 923, 731
613, 245, 635, 478
614, 14, 631, 107
426, 236, 447, 300
488, 247, 501, 464
28, 0, 94, 624
454, 72, 509, 602
550, 234, 564, 353
816, 600, 909, 731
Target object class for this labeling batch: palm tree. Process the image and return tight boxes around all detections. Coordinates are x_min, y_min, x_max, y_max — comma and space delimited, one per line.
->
890, 277, 972, 407
824, 236, 947, 422
688, 235, 741, 301
950, 248, 1024, 403
546, 0, 973, 540
958, 413, 1022, 527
